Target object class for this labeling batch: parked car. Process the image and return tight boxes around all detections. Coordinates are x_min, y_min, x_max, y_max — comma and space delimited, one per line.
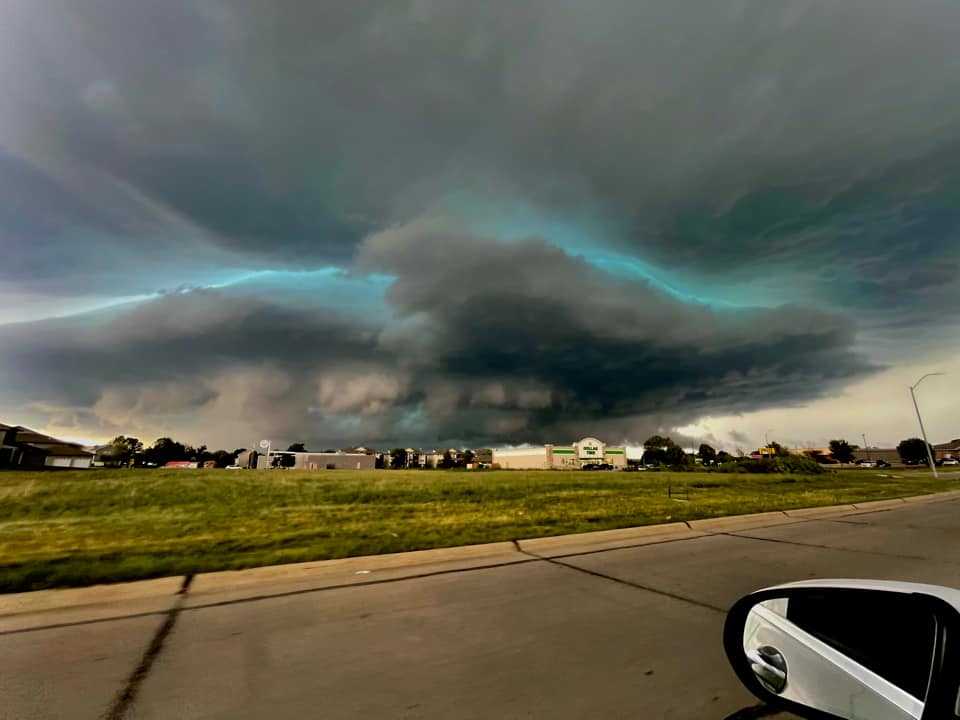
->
938, 458, 959, 466
855, 459, 877, 468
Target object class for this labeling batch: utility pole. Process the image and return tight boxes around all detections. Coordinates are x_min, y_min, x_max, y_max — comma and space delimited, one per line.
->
910, 373, 944, 479
862, 433, 870, 462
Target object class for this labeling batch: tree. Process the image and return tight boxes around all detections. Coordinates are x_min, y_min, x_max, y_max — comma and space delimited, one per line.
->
697, 443, 717, 465
642, 435, 675, 466
287, 443, 306, 452
898, 438, 933, 465
211, 450, 236, 468
102, 435, 143, 466
716, 450, 733, 464
663, 445, 691, 467
142, 437, 189, 466
641, 448, 664, 466
390, 448, 408, 469
463, 449, 476, 467
644, 435, 674, 450
768, 441, 792, 458
828, 439, 857, 464
440, 450, 455, 469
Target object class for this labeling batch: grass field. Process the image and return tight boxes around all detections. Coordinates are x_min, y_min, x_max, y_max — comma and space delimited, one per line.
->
0, 467, 954, 593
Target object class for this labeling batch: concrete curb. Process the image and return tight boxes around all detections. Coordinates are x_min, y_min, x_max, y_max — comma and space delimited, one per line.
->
0, 576, 183, 633
183, 541, 524, 607
783, 504, 857, 518
687, 511, 795, 533
518, 522, 704, 558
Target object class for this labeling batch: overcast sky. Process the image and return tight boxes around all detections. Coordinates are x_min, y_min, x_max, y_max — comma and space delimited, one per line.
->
2, 1, 958, 451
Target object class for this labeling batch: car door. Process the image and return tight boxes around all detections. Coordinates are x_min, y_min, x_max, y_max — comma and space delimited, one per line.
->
742, 592, 935, 720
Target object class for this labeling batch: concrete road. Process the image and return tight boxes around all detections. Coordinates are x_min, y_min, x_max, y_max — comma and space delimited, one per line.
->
3, 491, 960, 720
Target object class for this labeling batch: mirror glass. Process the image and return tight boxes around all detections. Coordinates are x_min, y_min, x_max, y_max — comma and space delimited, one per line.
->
738, 589, 937, 720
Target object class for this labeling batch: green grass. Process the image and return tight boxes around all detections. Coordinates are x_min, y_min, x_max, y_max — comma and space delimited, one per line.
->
0, 468, 953, 593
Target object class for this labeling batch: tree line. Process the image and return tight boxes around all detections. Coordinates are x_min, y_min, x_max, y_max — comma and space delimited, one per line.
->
99, 436, 241, 468
642, 435, 939, 468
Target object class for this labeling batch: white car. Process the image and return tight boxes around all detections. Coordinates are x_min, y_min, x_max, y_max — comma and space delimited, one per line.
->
940, 458, 959, 466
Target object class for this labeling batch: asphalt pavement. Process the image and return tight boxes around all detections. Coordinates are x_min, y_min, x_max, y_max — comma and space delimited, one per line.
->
3, 490, 960, 720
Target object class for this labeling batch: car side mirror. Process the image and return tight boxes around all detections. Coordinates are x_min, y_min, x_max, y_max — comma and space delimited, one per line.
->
724, 580, 960, 720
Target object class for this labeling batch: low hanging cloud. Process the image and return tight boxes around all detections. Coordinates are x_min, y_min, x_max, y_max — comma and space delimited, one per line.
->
0, 223, 876, 447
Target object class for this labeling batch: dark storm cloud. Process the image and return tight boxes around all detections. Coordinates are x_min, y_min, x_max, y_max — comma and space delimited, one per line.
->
357, 223, 876, 441
3, 0, 960, 322
0, 228, 876, 446
0, 290, 378, 406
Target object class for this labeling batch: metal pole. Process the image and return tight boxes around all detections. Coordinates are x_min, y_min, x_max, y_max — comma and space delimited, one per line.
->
910, 385, 938, 479
862, 433, 870, 462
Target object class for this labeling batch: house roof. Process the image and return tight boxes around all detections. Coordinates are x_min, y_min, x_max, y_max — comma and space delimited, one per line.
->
1, 423, 93, 457
934, 439, 960, 450
21, 442, 93, 457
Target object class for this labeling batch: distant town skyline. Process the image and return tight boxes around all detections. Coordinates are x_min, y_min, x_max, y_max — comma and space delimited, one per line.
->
1, 1, 958, 449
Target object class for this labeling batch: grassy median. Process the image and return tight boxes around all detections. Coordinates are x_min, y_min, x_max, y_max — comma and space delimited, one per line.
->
0, 468, 952, 593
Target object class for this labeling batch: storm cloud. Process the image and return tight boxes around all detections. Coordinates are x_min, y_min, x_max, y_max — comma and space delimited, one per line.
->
2, 1, 958, 445
0, 225, 876, 447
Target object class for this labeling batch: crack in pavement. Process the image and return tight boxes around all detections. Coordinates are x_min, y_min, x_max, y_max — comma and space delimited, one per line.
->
100, 574, 194, 720
511, 540, 727, 614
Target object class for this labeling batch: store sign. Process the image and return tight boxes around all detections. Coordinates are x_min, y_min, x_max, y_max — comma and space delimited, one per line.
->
576, 437, 605, 460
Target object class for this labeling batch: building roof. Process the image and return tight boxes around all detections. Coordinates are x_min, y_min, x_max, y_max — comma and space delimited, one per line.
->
934, 439, 960, 450
1, 423, 93, 457
21, 442, 93, 457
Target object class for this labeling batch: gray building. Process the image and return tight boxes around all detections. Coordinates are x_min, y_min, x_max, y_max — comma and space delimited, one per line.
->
260, 450, 375, 470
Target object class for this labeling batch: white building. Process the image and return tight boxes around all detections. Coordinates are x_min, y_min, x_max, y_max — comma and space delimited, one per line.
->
492, 437, 627, 470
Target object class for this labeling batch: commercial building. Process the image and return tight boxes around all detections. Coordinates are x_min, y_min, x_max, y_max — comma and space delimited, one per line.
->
934, 439, 960, 461
493, 437, 627, 470
259, 450, 375, 470
0, 423, 93, 469
851, 448, 902, 465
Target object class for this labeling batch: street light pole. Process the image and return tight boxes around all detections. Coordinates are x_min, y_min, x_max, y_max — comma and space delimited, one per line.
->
910, 373, 944, 479
862, 433, 870, 462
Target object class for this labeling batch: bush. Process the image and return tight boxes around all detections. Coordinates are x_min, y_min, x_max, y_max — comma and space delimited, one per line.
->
774, 454, 826, 474
715, 456, 825, 475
